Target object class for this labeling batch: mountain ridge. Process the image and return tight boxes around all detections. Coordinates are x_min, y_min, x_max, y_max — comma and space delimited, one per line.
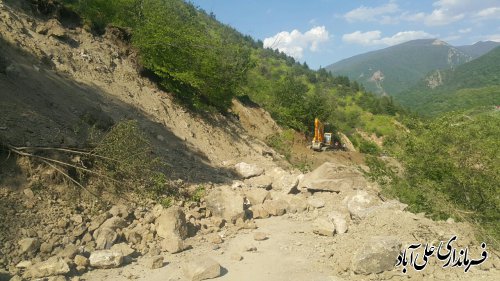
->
457, 40, 500, 59
325, 38, 472, 96
393, 46, 500, 116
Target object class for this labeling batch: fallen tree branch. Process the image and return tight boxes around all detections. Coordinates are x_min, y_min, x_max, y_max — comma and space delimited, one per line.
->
7, 145, 121, 183
41, 160, 100, 199
11, 146, 120, 162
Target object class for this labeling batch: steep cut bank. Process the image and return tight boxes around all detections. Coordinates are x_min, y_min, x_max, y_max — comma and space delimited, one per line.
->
0, 2, 281, 183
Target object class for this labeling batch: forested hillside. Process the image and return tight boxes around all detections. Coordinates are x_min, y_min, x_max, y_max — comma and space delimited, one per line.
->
394, 46, 500, 116
325, 39, 471, 96
63, 0, 251, 111
457, 41, 500, 59
60, 0, 403, 145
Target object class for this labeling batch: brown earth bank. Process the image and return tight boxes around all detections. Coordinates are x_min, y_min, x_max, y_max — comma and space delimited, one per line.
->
0, 2, 499, 281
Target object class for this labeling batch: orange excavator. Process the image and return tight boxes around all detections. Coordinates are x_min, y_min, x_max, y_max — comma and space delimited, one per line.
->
311, 118, 333, 151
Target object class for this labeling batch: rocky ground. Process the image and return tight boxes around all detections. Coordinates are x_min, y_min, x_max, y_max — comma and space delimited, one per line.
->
0, 1, 499, 281
2, 160, 499, 281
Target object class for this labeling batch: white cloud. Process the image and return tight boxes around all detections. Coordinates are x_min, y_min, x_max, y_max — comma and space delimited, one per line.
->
405, 0, 499, 26
342, 0, 499, 28
476, 7, 500, 19
342, 31, 382, 45
344, 1, 399, 23
342, 30, 435, 46
263, 26, 329, 59
459, 28, 472, 34
424, 9, 464, 26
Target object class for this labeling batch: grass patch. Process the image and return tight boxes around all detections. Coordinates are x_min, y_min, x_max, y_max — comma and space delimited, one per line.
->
265, 129, 295, 160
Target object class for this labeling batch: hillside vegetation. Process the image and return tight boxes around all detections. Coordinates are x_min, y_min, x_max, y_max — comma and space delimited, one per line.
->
395, 46, 500, 116
368, 108, 500, 245
63, 0, 251, 111
457, 40, 500, 59
61, 0, 403, 148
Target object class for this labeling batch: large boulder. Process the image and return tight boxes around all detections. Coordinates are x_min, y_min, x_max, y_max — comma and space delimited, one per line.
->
18, 238, 40, 256
161, 236, 187, 254
307, 197, 325, 208
89, 212, 112, 232
183, 257, 222, 281
352, 236, 401, 275
312, 218, 335, 236
262, 199, 288, 216
89, 250, 124, 269
266, 167, 300, 193
245, 174, 273, 189
327, 211, 348, 234
145, 256, 164, 270
299, 162, 367, 193
93, 227, 118, 250
110, 243, 135, 257
355, 200, 408, 219
99, 217, 128, 230
285, 196, 308, 213
123, 226, 143, 244
346, 190, 380, 220
155, 207, 188, 240
23, 258, 69, 279
57, 244, 80, 259
109, 204, 131, 218
205, 187, 245, 223
234, 162, 264, 179
244, 189, 271, 205
250, 204, 270, 219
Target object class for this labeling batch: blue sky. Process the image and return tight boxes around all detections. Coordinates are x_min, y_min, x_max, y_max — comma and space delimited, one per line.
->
190, 0, 500, 69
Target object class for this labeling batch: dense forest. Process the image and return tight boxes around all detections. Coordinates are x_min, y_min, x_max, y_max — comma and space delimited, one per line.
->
395, 46, 500, 116
59, 0, 499, 245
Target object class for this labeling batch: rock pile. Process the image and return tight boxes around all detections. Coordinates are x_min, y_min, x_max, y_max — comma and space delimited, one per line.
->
2, 159, 403, 280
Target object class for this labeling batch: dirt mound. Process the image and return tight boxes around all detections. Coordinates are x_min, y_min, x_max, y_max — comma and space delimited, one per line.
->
231, 98, 281, 142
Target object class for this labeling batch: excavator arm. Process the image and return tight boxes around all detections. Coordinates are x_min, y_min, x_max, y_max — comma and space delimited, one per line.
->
312, 118, 324, 150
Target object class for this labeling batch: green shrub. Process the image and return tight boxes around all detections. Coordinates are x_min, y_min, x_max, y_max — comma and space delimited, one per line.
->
87, 120, 175, 199
265, 129, 295, 160
190, 185, 206, 203
350, 133, 380, 155
359, 140, 379, 155
373, 109, 500, 247
63, 0, 250, 112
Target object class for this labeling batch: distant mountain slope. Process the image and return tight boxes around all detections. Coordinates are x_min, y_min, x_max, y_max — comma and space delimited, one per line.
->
393, 46, 500, 116
457, 41, 500, 59
325, 39, 472, 96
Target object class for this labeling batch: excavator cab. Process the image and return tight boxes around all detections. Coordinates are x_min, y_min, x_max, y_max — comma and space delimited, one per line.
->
324, 133, 333, 146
